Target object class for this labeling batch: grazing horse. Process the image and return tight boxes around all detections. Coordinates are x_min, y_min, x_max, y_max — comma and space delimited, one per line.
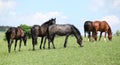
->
92, 21, 112, 41
5, 26, 27, 53
46, 24, 83, 49
84, 21, 93, 41
31, 18, 56, 50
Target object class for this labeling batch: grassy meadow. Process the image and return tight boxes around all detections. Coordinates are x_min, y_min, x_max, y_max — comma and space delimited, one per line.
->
0, 32, 120, 65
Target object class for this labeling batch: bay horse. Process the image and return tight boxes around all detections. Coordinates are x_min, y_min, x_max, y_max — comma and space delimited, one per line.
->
5, 26, 27, 53
84, 21, 93, 41
46, 24, 83, 49
31, 18, 56, 50
92, 21, 112, 41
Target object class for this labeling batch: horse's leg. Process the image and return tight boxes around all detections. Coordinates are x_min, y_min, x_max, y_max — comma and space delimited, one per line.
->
19, 39, 22, 51
99, 32, 103, 41
95, 31, 97, 41
14, 39, 18, 51
48, 35, 52, 49
8, 39, 12, 53
51, 34, 55, 49
48, 38, 51, 49
35, 37, 38, 45
43, 36, 47, 49
64, 34, 69, 48
32, 36, 37, 50
92, 30, 97, 42
104, 32, 107, 42
88, 31, 91, 41
32, 37, 35, 50
90, 32, 92, 41
84, 31, 86, 41
40, 36, 44, 49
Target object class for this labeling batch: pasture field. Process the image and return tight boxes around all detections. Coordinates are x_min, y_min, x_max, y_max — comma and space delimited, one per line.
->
0, 32, 120, 65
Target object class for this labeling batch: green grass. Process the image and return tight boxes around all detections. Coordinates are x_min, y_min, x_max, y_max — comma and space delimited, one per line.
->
0, 32, 120, 65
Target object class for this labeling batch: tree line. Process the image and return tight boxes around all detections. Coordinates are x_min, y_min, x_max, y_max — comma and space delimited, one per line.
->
0, 24, 32, 38
0, 26, 10, 31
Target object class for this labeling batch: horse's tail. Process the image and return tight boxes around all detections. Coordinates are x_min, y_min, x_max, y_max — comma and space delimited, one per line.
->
71, 25, 82, 40
5, 28, 12, 43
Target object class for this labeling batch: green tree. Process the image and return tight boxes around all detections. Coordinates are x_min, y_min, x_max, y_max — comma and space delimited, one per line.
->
20, 24, 32, 38
115, 30, 120, 36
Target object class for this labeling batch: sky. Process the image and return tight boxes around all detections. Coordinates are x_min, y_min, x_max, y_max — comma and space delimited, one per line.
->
0, 0, 120, 35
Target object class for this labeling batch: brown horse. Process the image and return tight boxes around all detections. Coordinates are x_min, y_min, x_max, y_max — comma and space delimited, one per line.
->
92, 21, 112, 41
6, 26, 27, 53
31, 18, 56, 50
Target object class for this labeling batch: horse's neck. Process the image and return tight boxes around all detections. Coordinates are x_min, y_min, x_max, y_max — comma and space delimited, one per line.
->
72, 28, 81, 40
73, 32, 81, 40
108, 27, 112, 35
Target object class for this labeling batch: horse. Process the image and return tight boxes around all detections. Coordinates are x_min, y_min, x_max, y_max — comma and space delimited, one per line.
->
46, 24, 83, 49
31, 18, 56, 50
5, 26, 27, 53
92, 21, 112, 41
84, 21, 93, 41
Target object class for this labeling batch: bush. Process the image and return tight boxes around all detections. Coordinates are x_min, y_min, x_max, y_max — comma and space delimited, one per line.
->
20, 24, 32, 38
115, 30, 120, 36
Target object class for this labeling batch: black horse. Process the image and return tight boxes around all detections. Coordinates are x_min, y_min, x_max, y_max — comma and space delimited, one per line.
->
46, 24, 83, 49
5, 26, 27, 53
84, 21, 93, 41
31, 18, 56, 50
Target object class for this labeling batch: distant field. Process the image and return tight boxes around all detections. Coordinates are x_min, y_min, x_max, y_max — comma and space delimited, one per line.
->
0, 32, 120, 65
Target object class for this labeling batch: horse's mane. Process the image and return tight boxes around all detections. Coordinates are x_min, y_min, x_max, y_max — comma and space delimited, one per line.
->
103, 21, 112, 34
71, 25, 82, 40
108, 26, 112, 34
71, 25, 80, 34
41, 20, 51, 26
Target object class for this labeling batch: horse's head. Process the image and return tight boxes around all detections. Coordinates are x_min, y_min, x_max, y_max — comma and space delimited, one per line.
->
41, 18, 56, 26
71, 25, 83, 47
108, 35, 112, 41
108, 26, 112, 41
23, 33, 27, 46
48, 18, 56, 25
108, 30, 112, 41
77, 37, 83, 47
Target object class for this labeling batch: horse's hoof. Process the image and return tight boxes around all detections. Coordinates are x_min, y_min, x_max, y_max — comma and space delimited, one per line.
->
43, 47, 45, 49
53, 47, 56, 49
64, 46, 66, 48
48, 47, 50, 49
14, 49, 16, 51
64, 45, 66, 48
8, 51, 11, 53
80, 45, 84, 47
33, 49, 35, 51
40, 47, 42, 49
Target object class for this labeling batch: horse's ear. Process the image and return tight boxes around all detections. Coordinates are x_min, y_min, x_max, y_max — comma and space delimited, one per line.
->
54, 18, 56, 20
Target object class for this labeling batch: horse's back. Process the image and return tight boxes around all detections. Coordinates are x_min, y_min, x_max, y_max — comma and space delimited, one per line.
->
84, 21, 93, 31
49, 24, 71, 30
48, 24, 72, 35
92, 21, 101, 31
92, 21, 111, 32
